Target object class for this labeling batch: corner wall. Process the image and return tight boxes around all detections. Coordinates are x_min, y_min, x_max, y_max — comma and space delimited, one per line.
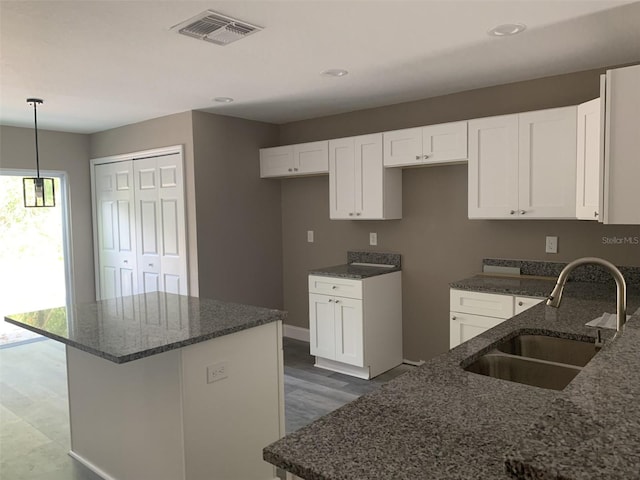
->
0, 125, 95, 302
276, 66, 640, 362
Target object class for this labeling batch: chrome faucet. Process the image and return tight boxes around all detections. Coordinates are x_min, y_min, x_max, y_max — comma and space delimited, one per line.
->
546, 257, 627, 332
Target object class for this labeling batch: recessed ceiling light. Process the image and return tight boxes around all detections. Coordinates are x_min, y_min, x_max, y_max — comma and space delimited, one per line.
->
321, 69, 349, 78
213, 97, 234, 103
488, 23, 526, 37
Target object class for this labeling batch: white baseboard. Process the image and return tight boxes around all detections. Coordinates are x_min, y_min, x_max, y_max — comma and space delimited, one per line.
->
403, 358, 425, 367
283, 325, 309, 342
69, 450, 118, 480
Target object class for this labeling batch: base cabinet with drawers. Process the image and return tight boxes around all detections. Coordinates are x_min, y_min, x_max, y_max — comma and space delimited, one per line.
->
449, 289, 544, 349
309, 272, 402, 379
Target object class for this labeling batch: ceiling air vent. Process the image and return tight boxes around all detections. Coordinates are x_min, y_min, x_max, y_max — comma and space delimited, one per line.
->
172, 10, 262, 46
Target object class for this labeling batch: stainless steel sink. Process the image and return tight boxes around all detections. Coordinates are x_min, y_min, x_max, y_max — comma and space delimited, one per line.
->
464, 334, 599, 391
496, 334, 598, 367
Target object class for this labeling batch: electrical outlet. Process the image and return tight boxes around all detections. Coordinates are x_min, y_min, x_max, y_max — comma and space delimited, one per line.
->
369, 232, 378, 246
545, 236, 558, 254
206, 361, 228, 384
307, 230, 314, 243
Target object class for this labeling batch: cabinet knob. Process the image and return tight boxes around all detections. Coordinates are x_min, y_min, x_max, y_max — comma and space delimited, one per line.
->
288, 168, 293, 172
452, 316, 457, 321
594, 211, 599, 218
520, 210, 526, 215
123, 260, 128, 264
332, 286, 337, 289
349, 212, 354, 216
293, 168, 298, 172
328, 299, 334, 303
518, 301, 524, 306
423, 154, 430, 159
415, 155, 421, 160
356, 212, 361, 216
148, 263, 154, 267
510, 210, 516, 215
335, 300, 340, 304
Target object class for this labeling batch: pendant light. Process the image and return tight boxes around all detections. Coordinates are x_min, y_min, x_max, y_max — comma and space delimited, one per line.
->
23, 98, 55, 207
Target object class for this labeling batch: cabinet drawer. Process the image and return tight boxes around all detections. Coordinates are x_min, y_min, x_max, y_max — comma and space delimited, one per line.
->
450, 289, 514, 319
309, 275, 363, 299
514, 296, 545, 315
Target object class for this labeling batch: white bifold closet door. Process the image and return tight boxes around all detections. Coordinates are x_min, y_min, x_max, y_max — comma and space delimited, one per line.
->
133, 154, 187, 295
93, 150, 188, 300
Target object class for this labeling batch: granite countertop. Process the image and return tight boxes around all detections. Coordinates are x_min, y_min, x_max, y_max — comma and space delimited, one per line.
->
309, 263, 400, 279
4, 292, 286, 364
264, 282, 640, 479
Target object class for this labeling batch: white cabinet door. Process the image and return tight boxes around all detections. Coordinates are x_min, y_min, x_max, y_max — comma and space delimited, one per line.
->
514, 296, 544, 315
309, 293, 337, 360
468, 115, 519, 218
518, 107, 577, 219
355, 133, 384, 219
94, 161, 137, 300
450, 312, 505, 349
259, 145, 293, 178
293, 141, 329, 175
576, 98, 603, 221
382, 127, 422, 167
329, 137, 356, 219
422, 121, 468, 165
333, 297, 364, 367
602, 64, 640, 225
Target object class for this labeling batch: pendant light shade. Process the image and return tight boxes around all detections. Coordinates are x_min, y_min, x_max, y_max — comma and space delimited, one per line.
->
23, 98, 55, 208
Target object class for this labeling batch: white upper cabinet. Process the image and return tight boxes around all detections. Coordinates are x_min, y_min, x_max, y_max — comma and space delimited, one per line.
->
576, 98, 602, 221
468, 106, 577, 219
601, 64, 640, 225
260, 140, 328, 178
383, 121, 467, 167
329, 133, 402, 220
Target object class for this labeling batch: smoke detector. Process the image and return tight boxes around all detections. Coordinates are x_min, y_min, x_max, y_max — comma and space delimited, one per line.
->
172, 10, 262, 46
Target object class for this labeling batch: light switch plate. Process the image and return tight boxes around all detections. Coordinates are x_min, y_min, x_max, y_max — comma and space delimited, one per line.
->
307, 230, 314, 243
369, 232, 378, 246
545, 236, 558, 254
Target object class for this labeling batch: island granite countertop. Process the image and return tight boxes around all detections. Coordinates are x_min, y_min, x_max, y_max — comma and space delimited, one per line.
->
4, 292, 286, 363
264, 282, 640, 479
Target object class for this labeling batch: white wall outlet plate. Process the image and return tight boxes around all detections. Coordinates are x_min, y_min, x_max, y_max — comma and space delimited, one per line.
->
369, 232, 378, 246
206, 361, 228, 383
307, 230, 314, 243
545, 236, 558, 254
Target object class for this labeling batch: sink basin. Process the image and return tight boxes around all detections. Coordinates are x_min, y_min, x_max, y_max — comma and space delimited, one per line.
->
464, 334, 599, 391
496, 334, 597, 367
465, 353, 582, 391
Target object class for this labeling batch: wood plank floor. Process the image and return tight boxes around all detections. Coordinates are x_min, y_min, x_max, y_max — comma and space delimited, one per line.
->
0, 336, 413, 479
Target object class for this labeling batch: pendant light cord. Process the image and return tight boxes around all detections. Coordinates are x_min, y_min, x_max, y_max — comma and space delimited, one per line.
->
31, 100, 41, 178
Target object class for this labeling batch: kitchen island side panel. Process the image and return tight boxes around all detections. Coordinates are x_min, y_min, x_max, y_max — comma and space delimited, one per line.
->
67, 345, 186, 480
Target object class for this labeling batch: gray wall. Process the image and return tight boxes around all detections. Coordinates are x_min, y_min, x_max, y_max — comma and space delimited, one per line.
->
277, 67, 640, 362
191, 111, 282, 308
89, 111, 200, 296
0, 125, 95, 303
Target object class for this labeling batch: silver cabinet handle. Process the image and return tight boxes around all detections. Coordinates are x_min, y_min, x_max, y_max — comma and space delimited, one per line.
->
328, 299, 334, 303
356, 212, 361, 216
293, 168, 298, 172
332, 286, 337, 289
349, 212, 354, 216
288, 168, 293, 172
520, 210, 526, 215
423, 154, 430, 159
415, 155, 421, 160
594, 211, 599, 218
452, 316, 457, 321
123, 260, 128, 264
518, 301, 524, 306
510, 210, 516, 215
148, 263, 154, 267
335, 300, 340, 304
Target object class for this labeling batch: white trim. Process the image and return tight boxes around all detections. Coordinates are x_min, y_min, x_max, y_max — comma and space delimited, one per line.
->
68, 450, 118, 480
283, 325, 310, 342
402, 358, 425, 367
314, 357, 371, 379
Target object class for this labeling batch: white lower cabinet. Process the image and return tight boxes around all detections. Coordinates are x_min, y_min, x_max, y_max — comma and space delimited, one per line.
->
309, 272, 402, 379
449, 289, 544, 349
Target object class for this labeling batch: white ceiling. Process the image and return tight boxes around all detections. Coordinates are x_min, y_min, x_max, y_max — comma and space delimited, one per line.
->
1, 0, 639, 134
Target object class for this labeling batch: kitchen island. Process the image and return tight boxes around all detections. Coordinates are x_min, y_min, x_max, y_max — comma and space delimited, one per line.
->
264, 279, 640, 479
5, 292, 286, 480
